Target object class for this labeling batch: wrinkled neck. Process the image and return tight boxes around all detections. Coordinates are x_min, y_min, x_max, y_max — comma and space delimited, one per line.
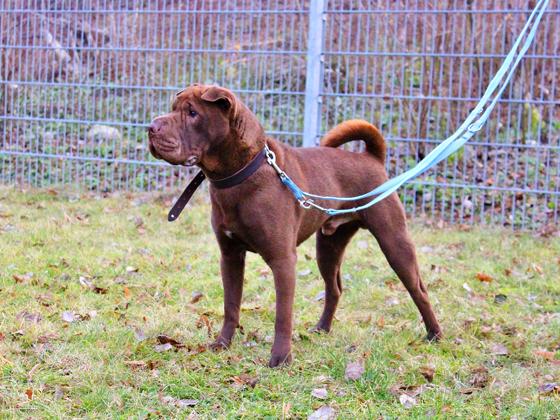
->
200, 109, 266, 179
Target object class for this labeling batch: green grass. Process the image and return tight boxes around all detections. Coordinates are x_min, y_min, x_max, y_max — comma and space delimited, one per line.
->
0, 187, 559, 418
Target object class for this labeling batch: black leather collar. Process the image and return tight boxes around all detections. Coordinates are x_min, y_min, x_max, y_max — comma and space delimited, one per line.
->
209, 147, 267, 189
168, 148, 266, 222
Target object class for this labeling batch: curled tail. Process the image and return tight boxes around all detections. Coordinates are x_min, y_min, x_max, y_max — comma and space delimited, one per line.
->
320, 119, 386, 162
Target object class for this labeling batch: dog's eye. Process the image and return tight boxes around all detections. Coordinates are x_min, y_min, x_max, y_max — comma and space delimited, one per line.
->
189, 110, 198, 117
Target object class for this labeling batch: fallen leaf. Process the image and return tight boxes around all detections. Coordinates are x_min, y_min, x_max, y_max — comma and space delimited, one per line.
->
313, 375, 332, 384
308, 405, 336, 420
134, 328, 147, 342
176, 399, 199, 408
123, 286, 131, 299
469, 366, 490, 390
490, 343, 509, 355
124, 360, 147, 369
230, 374, 258, 389
532, 264, 544, 275
154, 343, 173, 353
344, 360, 365, 381
346, 344, 357, 353
25, 389, 33, 400
160, 394, 199, 408
419, 365, 435, 383
390, 384, 429, 398
538, 383, 560, 395
92, 285, 108, 294
37, 293, 53, 307
79, 276, 93, 289
121, 358, 147, 371
114, 276, 127, 284
17, 311, 42, 323
311, 388, 328, 399
188, 344, 207, 356
533, 349, 557, 361
476, 272, 493, 282
157, 335, 185, 349
399, 394, 416, 409
13, 273, 33, 283
61, 311, 76, 323
190, 291, 204, 304
77, 277, 108, 294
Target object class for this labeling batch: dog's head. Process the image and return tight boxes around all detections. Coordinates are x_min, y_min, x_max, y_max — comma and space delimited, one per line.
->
147, 84, 260, 167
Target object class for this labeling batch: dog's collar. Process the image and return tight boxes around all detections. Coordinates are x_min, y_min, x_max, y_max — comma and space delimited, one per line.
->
168, 147, 267, 222
208, 147, 267, 189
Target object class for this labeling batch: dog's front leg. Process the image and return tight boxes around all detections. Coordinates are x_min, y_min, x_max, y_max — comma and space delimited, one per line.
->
265, 251, 297, 367
209, 237, 246, 351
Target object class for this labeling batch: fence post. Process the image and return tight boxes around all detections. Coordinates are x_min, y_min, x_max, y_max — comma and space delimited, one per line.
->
302, 0, 326, 147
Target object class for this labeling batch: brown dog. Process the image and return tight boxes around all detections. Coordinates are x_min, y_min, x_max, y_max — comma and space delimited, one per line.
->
148, 84, 442, 367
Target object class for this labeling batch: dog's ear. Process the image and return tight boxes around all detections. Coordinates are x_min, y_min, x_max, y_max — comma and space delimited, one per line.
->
200, 86, 236, 113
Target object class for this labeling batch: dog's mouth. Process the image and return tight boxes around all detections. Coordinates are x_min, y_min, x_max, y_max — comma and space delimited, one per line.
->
149, 136, 179, 154
148, 140, 163, 160
183, 155, 199, 166
148, 137, 200, 167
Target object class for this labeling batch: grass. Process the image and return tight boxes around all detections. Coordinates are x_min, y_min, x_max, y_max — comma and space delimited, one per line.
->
0, 186, 559, 418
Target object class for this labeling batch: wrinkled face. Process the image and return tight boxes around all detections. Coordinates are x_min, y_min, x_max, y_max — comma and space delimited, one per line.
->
147, 84, 235, 166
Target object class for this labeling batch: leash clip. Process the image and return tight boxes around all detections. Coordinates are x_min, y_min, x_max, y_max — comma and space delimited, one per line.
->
264, 144, 275, 164
265, 144, 286, 176
298, 198, 314, 209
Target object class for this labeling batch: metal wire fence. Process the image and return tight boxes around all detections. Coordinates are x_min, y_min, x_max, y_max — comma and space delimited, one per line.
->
1, 0, 559, 229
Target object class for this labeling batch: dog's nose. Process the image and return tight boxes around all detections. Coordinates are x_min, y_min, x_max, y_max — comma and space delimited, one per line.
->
148, 119, 163, 134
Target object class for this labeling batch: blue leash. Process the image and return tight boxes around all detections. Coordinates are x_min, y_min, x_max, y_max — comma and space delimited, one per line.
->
266, 0, 550, 216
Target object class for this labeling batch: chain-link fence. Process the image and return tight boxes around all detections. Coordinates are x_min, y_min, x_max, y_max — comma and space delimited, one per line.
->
1, 0, 559, 229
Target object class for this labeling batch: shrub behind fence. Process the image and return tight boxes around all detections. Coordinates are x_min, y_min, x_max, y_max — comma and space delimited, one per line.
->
1, 0, 559, 229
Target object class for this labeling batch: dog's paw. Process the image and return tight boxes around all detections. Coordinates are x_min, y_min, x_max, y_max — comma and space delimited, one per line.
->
208, 337, 230, 352
426, 330, 443, 342
308, 322, 331, 334
268, 351, 292, 368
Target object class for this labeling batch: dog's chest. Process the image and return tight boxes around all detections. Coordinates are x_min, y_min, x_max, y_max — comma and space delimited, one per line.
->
211, 200, 250, 240
215, 215, 258, 251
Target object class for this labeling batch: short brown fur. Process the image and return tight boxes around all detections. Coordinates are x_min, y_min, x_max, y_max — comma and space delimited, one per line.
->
148, 84, 442, 367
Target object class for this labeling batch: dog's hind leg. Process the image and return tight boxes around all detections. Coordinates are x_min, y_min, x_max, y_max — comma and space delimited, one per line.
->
312, 221, 360, 333
359, 195, 443, 340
